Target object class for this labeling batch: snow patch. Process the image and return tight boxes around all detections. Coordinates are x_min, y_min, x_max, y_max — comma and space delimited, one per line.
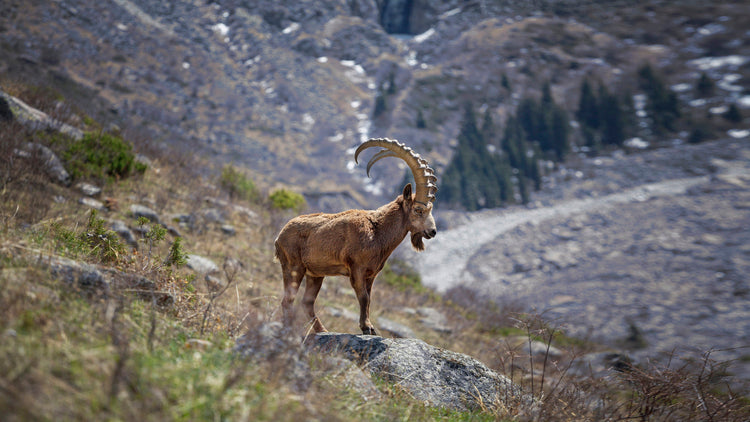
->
413, 28, 436, 44
282, 22, 300, 34
625, 137, 649, 149
689, 55, 748, 71
728, 129, 749, 139
211, 23, 229, 36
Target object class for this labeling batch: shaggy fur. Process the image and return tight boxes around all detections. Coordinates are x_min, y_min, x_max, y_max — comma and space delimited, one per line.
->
275, 184, 436, 335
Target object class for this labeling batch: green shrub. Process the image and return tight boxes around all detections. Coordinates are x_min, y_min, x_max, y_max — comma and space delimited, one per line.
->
268, 189, 306, 212
60, 132, 146, 181
378, 259, 424, 293
219, 164, 258, 202
165, 237, 188, 267
48, 209, 125, 263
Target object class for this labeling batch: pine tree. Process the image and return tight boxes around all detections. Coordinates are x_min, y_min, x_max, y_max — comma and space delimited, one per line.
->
696, 72, 714, 97
598, 84, 625, 146
638, 64, 680, 134
577, 78, 600, 129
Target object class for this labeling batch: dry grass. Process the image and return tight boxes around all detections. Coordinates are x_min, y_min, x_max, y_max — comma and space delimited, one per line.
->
1, 81, 749, 421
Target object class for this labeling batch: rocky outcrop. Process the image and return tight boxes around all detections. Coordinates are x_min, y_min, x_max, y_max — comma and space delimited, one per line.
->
24, 251, 173, 306
313, 333, 532, 412
0, 90, 83, 140
14, 142, 71, 186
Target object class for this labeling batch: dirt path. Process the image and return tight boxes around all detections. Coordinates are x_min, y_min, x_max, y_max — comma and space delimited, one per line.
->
415, 175, 710, 292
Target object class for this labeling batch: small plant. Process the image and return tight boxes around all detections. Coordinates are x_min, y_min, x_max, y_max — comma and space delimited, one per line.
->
165, 237, 188, 268
220, 164, 259, 202
268, 188, 306, 212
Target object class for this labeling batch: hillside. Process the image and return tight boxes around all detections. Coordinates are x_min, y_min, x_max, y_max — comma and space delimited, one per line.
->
1, 0, 750, 420
2, 0, 748, 208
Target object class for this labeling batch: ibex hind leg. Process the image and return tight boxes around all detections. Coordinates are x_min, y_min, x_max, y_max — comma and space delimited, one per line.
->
302, 276, 327, 333
281, 265, 305, 327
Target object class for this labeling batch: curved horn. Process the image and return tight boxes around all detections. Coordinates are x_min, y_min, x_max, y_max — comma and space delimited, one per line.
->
354, 138, 438, 206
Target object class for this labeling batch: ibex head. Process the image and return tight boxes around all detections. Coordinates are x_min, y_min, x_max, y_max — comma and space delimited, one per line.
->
355, 138, 438, 251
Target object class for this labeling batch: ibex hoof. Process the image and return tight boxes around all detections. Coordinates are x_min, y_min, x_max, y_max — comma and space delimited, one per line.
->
361, 327, 377, 336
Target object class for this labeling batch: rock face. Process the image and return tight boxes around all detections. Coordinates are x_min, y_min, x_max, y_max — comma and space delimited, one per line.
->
313, 333, 531, 412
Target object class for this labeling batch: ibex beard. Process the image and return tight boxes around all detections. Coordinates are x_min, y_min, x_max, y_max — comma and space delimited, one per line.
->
274, 138, 438, 335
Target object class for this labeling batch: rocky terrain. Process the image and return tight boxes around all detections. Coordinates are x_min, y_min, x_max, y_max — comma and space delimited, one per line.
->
2, 1, 748, 209
409, 137, 750, 380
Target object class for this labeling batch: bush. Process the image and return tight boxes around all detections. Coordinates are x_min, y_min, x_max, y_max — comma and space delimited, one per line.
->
49, 209, 125, 263
220, 164, 258, 202
59, 132, 146, 181
268, 189, 306, 212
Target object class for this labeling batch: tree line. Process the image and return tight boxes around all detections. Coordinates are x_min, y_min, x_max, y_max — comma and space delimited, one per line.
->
438, 63, 713, 211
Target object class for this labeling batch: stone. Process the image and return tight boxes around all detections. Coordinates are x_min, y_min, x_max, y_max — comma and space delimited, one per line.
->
220, 224, 236, 235
130, 204, 161, 224
110, 220, 138, 248
313, 333, 533, 412
186, 254, 219, 275
16, 142, 71, 186
320, 356, 382, 402
417, 307, 452, 334
567, 352, 632, 379
505, 336, 563, 359
376, 316, 415, 338
76, 182, 101, 197
78, 197, 105, 210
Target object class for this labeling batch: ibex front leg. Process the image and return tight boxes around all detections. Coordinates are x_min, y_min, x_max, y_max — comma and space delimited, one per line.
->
350, 269, 377, 335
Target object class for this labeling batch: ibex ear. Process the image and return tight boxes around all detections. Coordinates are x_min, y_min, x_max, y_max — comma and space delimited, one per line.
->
402, 183, 413, 203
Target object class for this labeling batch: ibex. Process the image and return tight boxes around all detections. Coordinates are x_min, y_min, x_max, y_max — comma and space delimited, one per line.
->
275, 138, 438, 335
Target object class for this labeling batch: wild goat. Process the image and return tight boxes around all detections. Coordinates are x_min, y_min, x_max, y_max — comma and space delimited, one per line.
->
274, 138, 438, 335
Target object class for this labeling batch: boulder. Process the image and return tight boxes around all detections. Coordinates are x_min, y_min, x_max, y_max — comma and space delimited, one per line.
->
130, 204, 161, 224
376, 316, 415, 338
15, 142, 71, 186
76, 182, 102, 197
0, 90, 84, 140
78, 197, 105, 210
313, 333, 533, 412
417, 307, 452, 334
186, 254, 219, 275
110, 220, 138, 248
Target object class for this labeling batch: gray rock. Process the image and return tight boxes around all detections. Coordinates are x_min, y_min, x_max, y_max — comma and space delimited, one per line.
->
197, 207, 224, 224
110, 220, 138, 248
0, 90, 83, 140
313, 333, 532, 412
78, 197, 105, 210
567, 352, 632, 379
45, 255, 110, 291
220, 224, 236, 235
38, 254, 173, 305
506, 336, 563, 359
376, 316, 415, 338
320, 356, 382, 402
186, 254, 219, 275
76, 182, 101, 197
16, 142, 71, 186
234, 322, 312, 392
130, 204, 161, 224
417, 307, 452, 334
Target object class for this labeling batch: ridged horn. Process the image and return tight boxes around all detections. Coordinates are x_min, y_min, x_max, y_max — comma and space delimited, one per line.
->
354, 138, 438, 206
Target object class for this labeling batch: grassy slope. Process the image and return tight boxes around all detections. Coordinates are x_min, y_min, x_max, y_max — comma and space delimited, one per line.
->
1, 79, 748, 421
